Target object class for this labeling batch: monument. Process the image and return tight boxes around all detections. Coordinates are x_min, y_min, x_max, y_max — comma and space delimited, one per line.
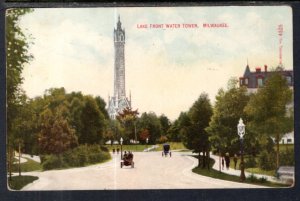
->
107, 16, 131, 119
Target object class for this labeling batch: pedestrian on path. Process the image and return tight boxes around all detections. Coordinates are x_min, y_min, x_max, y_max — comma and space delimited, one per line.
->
225, 153, 230, 170
233, 154, 238, 170
221, 157, 225, 170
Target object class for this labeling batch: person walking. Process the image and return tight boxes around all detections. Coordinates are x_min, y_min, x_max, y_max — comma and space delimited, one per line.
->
225, 153, 230, 170
221, 157, 225, 170
233, 154, 238, 170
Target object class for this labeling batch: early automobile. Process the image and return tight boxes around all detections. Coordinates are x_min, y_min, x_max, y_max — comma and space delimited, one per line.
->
162, 144, 171, 157
121, 151, 134, 168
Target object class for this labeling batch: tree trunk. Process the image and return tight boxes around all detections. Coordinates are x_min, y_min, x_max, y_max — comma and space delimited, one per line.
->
9, 147, 13, 181
276, 133, 280, 168
207, 150, 210, 170
219, 148, 221, 172
202, 149, 206, 168
198, 152, 201, 167
18, 142, 21, 176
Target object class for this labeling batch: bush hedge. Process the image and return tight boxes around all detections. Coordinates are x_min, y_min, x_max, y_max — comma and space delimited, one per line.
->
259, 151, 276, 171
245, 156, 257, 168
41, 145, 111, 170
279, 149, 294, 166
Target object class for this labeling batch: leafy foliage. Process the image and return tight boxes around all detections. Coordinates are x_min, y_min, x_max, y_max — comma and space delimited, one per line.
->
181, 93, 213, 168
79, 96, 106, 144
259, 151, 276, 171
116, 107, 139, 143
137, 112, 162, 144
139, 129, 150, 143
206, 78, 250, 155
245, 71, 293, 168
6, 8, 33, 180
158, 135, 168, 144
244, 156, 257, 168
279, 149, 294, 166
41, 145, 111, 170
159, 114, 171, 135
38, 107, 78, 155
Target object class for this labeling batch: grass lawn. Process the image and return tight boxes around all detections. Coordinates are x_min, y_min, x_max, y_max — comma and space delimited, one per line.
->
12, 157, 42, 172
192, 157, 288, 188
246, 167, 275, 177
105, 142, 188, 152
229, 156, 275, 176
228, 156, 269, 175
228, 147, 295, 177
105, 144, 149, 152
8, 175, 38, 190
154, 142, 188, 151
278, 144, 294, 152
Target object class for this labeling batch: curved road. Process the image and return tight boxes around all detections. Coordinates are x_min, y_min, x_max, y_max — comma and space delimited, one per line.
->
22, 152, 264, 190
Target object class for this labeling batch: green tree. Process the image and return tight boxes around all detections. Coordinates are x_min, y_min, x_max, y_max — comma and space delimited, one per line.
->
159, 114, 171, 135
6, 8, 33, 180
206, 79, 250, 156
79, 96, 106, 144
95, 96, 109, 119
103, 119, 123, 144
182, 93, 213, 168
117, 107, 139, 143
38, 107, 78, 155
166, 120, 181, 142
137, 112, 162, 144
177, 112, 191, 139
69, 97, 84, 139
245, 72, 293, 168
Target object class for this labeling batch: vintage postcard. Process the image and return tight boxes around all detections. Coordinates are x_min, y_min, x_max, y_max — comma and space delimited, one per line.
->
6, 6, 294, 190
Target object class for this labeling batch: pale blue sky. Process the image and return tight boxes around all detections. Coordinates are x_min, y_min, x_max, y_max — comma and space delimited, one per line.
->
18, 6, 293, 120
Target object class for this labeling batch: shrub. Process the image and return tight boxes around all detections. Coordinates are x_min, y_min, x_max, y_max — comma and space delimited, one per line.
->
62, 150, 78, 167
279, 149, 294, 166
245, 156, 256, 168
259, 177, 268, 183
247, 174, 258, 182
41, 144, 111, 170
158, 136, 168, 144
100, 146, 109, 152
259, 151, 276, 171
42, 155, 68, 170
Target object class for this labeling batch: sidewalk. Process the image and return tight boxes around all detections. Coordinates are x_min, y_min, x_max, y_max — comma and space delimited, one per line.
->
143, 145, 159, 152
210, 154, 282, 183
14, 153, 41, 164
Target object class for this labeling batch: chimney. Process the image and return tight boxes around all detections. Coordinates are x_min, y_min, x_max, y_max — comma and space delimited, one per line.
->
255, 67, 261, 73
264, 65, 268, 72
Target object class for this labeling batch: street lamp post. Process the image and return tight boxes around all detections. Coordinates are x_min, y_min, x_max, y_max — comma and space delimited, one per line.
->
146, 138, 149, 152
120, 137, 123, 160
237, 118, 246, 182
134, 121, 137, 151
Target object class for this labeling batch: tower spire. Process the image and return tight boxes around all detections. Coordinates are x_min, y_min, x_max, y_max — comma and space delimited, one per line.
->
108, 15, 131, 119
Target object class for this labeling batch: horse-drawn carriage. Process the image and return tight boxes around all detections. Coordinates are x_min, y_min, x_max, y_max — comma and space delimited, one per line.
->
162, 144, 171, 157
121, 151, 134, 168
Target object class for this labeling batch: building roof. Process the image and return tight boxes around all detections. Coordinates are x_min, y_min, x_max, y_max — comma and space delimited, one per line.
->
240, 64, 293, 88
